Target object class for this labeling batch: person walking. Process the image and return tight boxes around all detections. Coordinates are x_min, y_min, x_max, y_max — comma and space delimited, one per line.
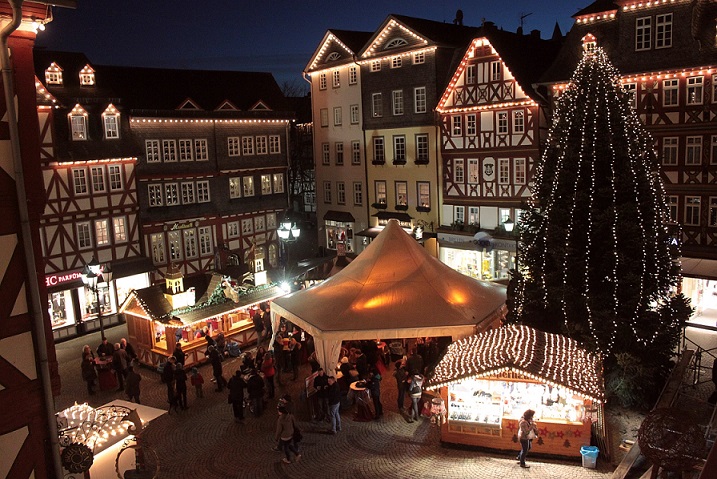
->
275, 407, 301, 464
393, 361, 408, 412
209, 346, 226, 392
406, 373, 424, 423
326, 376, 341, 434
261, 351, 276, 399
517, 409, 539, 468
162, 357, 178, 413
190, 367, 204, 398
112, 342, 129, 392
125, 365, 142, 404
175, 363, 189, 410
227, 370, 247, 422
81, 345, 97, 395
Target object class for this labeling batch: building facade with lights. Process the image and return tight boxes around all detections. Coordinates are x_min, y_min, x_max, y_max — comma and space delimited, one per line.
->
539, 0, 717, 319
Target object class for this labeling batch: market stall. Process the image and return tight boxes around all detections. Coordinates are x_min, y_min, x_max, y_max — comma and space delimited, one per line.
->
427, 325, 605, 459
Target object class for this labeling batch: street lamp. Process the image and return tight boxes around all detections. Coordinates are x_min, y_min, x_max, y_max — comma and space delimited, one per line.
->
503, 218, 518, 273
277, 221, 301, 282
82, 257, 112, 338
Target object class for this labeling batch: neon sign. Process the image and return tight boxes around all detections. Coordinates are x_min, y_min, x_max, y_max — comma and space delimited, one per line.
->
45, 271, 83, 287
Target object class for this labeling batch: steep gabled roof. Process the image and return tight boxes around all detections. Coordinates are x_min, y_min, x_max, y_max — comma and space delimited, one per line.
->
305, 29, 373, 73
574, 0, 619, 18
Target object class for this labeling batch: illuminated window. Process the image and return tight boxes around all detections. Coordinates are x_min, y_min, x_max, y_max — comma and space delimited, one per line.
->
655, 13, 672, 49
91, 166, 105, 193
395, 181, 407, 206
663, 79, 679, 106
353, 182, 363, 206
468, 159, 479, 184
261, 174, 272, 195
662, 137, 678, 165
375, 181, 387, 204
150, 233, 165, 264
79, 65, 95, 86
273, 173, 284, 193
417, 182, 430, 208
45, 62, 62, 85
454, 159, 464, 183
243, 176, 254, 197
392, 90, 404, 115
687, 77, 703, 105
113, 217, 126, 243
95, 219, 109, 246
468, 207, 479, 225
636, 17, 652, 50
229, 177, 241, 199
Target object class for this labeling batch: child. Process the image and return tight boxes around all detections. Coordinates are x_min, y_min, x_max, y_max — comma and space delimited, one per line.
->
190, 367, 204, 398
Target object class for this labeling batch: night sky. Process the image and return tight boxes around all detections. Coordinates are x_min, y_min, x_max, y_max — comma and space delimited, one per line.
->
35, 0, 590, 91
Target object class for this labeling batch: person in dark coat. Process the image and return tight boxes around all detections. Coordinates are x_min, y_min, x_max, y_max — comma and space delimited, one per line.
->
162, 357, 177, 413
246, 369, 265, 417
326, 376, 342, 434
367, 368, 383, 419
174, 363, 188, 409
81, 345, 97, 395
96, 336, 114, 358
289, 337, 302, 380
209, 346, 226, 391
253, 308, 264, 343
173, 342, 186, 366
393, 361, 409, 411
313, 368, 329, 420
355, 350, 368, 379
406, 348, 424, 376
227, 370, 246, 422
120, 338, 137, 363
112, 342, 129, 391
125, 365, 142, 403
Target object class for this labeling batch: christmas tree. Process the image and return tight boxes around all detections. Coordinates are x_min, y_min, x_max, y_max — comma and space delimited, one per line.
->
507, 47, 692, 406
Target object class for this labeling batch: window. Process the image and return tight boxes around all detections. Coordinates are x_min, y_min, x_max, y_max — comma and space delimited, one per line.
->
273, 173, 284, 193
375, 181, 387, 205
353, 182, 363, 206
372, 137, 385, 164
196, 180, 210, 203
266, 213, 276, 229
45, 65, 62, 85
103, 113, 119, 139
663, 79, 679, 106
229, 178, 241, 199
490, 61, 501, 81
261, 174, 272, 195
662, 137, 678, 165
228, 137, 240, 156
372, 93, 383, 117
322, 143, 330, 165
162, 140, 177, 162
710, 197, 717, 227
454, 206, 465, 223
686, 136, 702, 165
467, 114, 477, 136
320, 108, 329, 127
349, 66, 357, 85
468, 207, 479, 225
333, 107, 342, 126
624, 83, 637, 109
395, 181, 407, 206
667, 196, 678, 222
199, 227, 212, 255
515, 158, 526, 184
636, 16, 652, 50
468, 159, 479, 184
195, 139, 208, 161
70, 113, 87, 140
452, 116, 462, 136
77, 223, 91, 249
243, 177, 255, 197
79, 68, 95, 86
168, 231, 182, 261
148, 184, 163, 207
414, 87, 427, 114
687, 77, 703, 105
351, 141, 362, 165
392, 90, 404, 115
94, 219, 109, 246
391, 56, 402, 69
113, 217, 126, 243
269, 135, 281, 154
393, 136, 406, 163
242, 137, 254, 155
256, 136, 267, 155
466, 65, 476, 84
146, 140, 160, 163
712, 135, 717, 164
333, 70, 340, 88
335, 142, 344, 165
416, 134, 429, 164
499, 159, 510, 184
370, 60, 381, 72
319, 73, 327, 90
241, 219, 253, 235
108, 165, 122, 191
254, 216, 265, 232
323, 181, 332, 203
417, 182, 430, 207
73, 169, 88, 195
182, 182, 195, 204
165, 183, 179, 206
184, 229, 197, 258
150, 233, 165, 264
91, 166, 105, 193
350, 104, 359, 124
685, 196, 701, 226
513, 111, 525, 133
454, 159, 464, 183
655, 13, 672, 49
413, 52, 425, 64
337, 182, 346, 205
713, 74, 717, 103
179, 139, 194, 161
497, 112, 508, 134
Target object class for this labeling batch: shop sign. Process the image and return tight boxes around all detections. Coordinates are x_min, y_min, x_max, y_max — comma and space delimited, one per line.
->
170, 221, 195, 231
45, 271, 83, 287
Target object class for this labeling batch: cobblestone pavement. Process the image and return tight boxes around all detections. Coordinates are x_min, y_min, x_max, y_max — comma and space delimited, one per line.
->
55, 326, 614, 479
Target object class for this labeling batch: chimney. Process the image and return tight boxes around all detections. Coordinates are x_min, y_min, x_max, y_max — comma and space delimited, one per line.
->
517, 26, 524, 36
530, 29, 541, 39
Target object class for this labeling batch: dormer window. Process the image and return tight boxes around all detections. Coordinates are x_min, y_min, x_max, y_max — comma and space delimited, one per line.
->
79, 64, 95, 86
102, 104, 119, 139
582, 33, 597, 53
69, 104, 88, 141
45, 62, 62, 85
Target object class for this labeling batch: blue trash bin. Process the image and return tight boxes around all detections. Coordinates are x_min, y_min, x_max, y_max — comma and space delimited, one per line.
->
580, 445, 599, 468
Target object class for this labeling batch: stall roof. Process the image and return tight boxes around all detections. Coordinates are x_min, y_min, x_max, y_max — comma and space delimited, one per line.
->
428, 325, 605, 402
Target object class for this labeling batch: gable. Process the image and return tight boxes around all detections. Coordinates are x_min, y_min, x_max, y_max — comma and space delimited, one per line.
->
250, 100, 271, 111
306, 31, 359, 72
216, 100, 239, 111
177, 98, 201, 110
361, 18, 429, 59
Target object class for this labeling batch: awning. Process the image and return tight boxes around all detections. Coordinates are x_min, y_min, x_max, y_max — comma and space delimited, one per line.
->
680, 257, 717, 280
372, 211, 412, 222
355, 227, 383, 238
112, 256, 156, 280
323, 210, 356, 223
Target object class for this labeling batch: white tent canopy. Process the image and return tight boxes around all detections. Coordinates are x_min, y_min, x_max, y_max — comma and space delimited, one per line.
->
270, 219, 507, 373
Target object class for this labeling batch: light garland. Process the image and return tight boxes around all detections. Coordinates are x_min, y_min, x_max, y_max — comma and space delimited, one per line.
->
356, 46, 437, 65
575, 12, 617, 24
362, 19, 429, 58
57, 403, 134, 453
308, 32, 357, 71
130, 118, 290, 124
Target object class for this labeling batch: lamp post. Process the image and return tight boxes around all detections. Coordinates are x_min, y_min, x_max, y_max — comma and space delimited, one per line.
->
503, 218, 518, 273
82, 257, 112, 339
276, 221, 301, 283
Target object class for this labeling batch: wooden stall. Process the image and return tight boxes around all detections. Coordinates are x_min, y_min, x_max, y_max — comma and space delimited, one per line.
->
427, 325, 605, 459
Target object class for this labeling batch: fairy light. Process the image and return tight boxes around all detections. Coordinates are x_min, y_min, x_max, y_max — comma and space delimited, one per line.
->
362, 19, 429, 59
308, 32, 357, 71
57, 403, 134, 455
130, 118, 290, 124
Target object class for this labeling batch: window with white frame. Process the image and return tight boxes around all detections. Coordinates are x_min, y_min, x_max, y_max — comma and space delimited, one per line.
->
320, 108, 328, 127
498, 158, 510, 184
108, 165, 122, 191
370, 60, 381, 72
467, 114, 477, 136
350, 104, 359, 124
266, 213, 276, 229
392, 90, 404, 115
376, 181, 387, 204
353, 182, 363, 206
254, 216, 265, 232
273, 173, 284, 193
414, 86, 427, 113
162, 139, 177, 162
667, 195, 678, 222
468, 159, 479, 184
70, 113, 87, 140
243, 177, 255, 197
184, 229, 198, 258
335, 142, 344, 165
416, 134, 429, 163
256, 136, 267, 155
513, 110, 525, 133
179, 139, 193, 161
195, 139, 208, 160
196, 180, 210, 203
454, 159, 465, 183
91, 166, 105, 193
334, 107, 342, 126
655, 13, 672, 49
711, 135, 717, 164
148, 184, 163, 207
466, 64, 476, 84
497, 112, 508, 134
372, 93, 383, 117
636, 16, 652, 50
395, 181, 407, 206
113, 217, 126, 243
79, 68, 95, 86
261, 174, 272, 195
333, 70, 340, 88
165, 183, 179, 206
45, 65, 62, 85
103, 112, 119, 139
373, 137, 385, 163
352, 141, 361, 165
454, 206, 465, 223
391, 56, 402, 69
168, 231, 182, 261
146, 140, 160, 163
499, 208, 511, 225
337, 182, 346, 205
663, 79, 679, 106
269, 135, 281, 154
349, 66, 357, 85
490, 61, 501, 81
686, 136, 702, 165
73, 169, 88, 195
319, 73, 327, 90
242, 137, 254, 155
228, 137, 240, 156
322, 143, 330, 165
687, 77, 703, 105
241, 219, 253, 235
150, 233, 165, 264
77, 222, 91, 249
94, 219, 109, 246
709, 197, 717, 227
662, 137, 678, 165
323, 181, 332, 203
467, 207, 479, 225
199, 227, 212, 255
685, 196, 701, 225
514, 158, 526, 184
452, 116, 462, 136
624, 83, 637, 109
393, 136, 406, 163
229, 178, 241, 199
417, 182, 430, 208
413, 51, 425, 64
182, 182, 195, 204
